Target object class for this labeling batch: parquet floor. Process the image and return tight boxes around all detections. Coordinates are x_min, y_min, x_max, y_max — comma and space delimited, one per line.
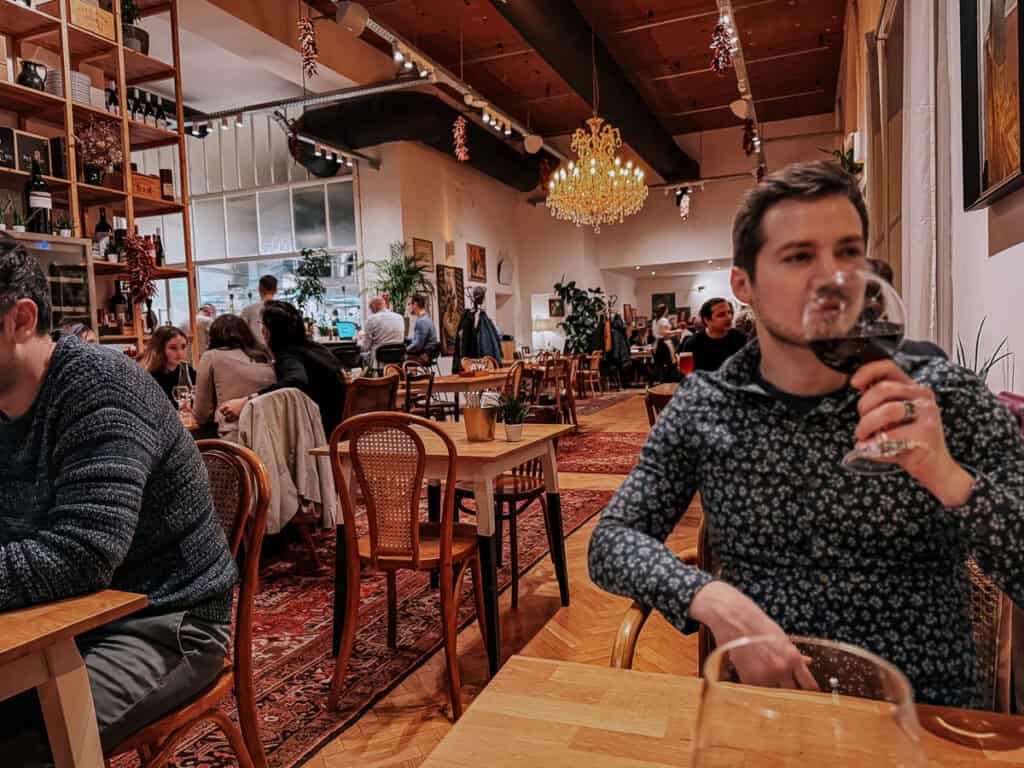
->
307, 393, 701, 768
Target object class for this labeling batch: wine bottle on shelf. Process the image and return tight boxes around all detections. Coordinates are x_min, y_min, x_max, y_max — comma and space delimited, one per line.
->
159, 169, 173, 200
106, 82, 119, 116
109, 280, 130, 333
94, 207, 111, 240
130, 89, 141, 122
155, 99, 168, 131
25, 154, 52, 235
143, 94, 156, 127
154, 228, 165, 266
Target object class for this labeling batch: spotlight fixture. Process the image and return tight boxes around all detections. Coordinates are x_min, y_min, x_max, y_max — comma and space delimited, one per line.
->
314, 144, 323, 157
345, 157, 354, 167
331, 152, 338, 163
219, 119, 229, 131
393, 49, 404, 63
235, 113, 244, 128
188, 124, 196, 135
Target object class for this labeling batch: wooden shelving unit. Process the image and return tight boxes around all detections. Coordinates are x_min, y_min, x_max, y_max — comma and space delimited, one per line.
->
0, 0, 196, 353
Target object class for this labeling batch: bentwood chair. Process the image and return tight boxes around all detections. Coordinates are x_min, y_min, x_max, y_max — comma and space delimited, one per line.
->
108, 440, 271, 768
327, 413, 488, 720
644, 387, 674, 427
401, 361, 436, 420
503, 360, 525, 400
343, 374, 399, 419
609, 521, 1018, 713
578, 351, 604, 399
454, 406, 561, 608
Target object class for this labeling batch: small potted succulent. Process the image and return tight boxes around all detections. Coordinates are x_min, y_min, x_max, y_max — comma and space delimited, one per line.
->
12, 209, 25, 232
121, 0, 150, 55
55, 214, 73, 238
500, 394, 529, 442
0, 197, 11, 230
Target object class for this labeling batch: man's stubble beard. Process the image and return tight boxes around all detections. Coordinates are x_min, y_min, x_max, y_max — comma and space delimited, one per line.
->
757, 315, 808, 350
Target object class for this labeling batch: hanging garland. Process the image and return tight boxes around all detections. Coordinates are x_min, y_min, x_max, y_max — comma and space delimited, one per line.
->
453, 116, 470, 162
675, 187, 691, 220
298, 16, 319, 79
124, 234, 156, 304
709, 23, 734, 75
742, 120, 756, 156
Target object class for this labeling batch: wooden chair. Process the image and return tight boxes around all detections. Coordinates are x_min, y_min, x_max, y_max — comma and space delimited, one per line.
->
401, 362, 436, 420
108, 440, 271, 768
462, 356, 499, 371
644, 387, 674, 427
455, 406, 561, 608
382, 363, 404, 381
374, 342, 407, 372
503, 360, 525, 400
578, 351, 603, 399
343, 374, 399, 419
609, 522, 1018, 713
327, 413, 488, 720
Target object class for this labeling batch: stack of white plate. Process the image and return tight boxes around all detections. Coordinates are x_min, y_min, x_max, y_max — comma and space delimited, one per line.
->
45, 71, 91, 103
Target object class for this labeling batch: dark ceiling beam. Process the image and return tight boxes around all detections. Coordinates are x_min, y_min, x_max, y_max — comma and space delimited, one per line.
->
649, 45, 831, 83
488, 0, 699, 180
612, 0, 775, 35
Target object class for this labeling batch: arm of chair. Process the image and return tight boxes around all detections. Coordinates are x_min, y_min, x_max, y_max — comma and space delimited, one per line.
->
610, 547, 699, 669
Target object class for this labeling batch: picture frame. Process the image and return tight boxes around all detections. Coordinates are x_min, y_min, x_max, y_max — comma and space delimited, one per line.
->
15, 130, 51, 176
412, 237, 434, 270
960, 0, 1024, 209
467, 243, 487, 282
622, 303, 634, 325
435, 264, 465, 355
548, 297, 565, 318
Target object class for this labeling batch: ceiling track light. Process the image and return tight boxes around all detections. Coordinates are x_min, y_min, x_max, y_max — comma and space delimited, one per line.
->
234, 113, 244, 128
219, 119, 229, 131
314, 144, 323, 157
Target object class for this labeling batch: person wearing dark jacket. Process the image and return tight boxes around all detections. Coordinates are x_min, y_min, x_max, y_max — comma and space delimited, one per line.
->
219, 300, 346, 436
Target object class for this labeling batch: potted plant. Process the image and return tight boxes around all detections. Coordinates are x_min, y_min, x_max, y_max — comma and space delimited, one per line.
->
75, 119, 123, 186
552, 277, 607, 354
0, 197, 11, 230
121, 0, 149, 55
55, 214, 73, 238
12, 209, 25, 232
956, 317, 1013, 384
500, 394, 529, 442
365, 241, 435, 332
293, 247, 331, 316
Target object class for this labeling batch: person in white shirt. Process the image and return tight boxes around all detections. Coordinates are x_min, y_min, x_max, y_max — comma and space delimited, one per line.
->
239, 275, 277, 341
359, 296, 405, 369
194, 303, 216, 358
651, 303, 684, 381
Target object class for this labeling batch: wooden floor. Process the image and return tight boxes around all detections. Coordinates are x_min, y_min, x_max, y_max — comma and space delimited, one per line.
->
307, 393, 701, 768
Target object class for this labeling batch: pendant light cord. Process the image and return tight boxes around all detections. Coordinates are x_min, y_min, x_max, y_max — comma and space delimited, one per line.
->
591, 29, 599, 117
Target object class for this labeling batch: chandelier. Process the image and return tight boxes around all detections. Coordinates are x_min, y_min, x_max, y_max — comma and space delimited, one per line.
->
546, 117, 648, 232
546, 31, 647, 232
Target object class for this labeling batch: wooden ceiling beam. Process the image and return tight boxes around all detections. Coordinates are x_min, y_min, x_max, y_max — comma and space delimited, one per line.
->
613, 0, 775, 35
663, 87, 826, 117
648, 45, 831, 83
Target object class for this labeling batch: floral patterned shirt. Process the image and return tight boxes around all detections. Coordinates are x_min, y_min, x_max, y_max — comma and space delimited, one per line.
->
589, 340, 1024, 708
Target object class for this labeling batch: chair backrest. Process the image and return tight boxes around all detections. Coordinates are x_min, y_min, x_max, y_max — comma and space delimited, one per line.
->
967, 559, 1014, 712
376, 342, 407, 367
382, 363, 404, 381
645, 387, 674, 427
328, 413, 457, 571
331, 341, 362, 370
523, 367, 545, 404
587, 351, 603, 370
462, 356, 498, 371
402, 363, 435, 418
503, 360, 524, 399
344, 374, 399, 418
196, 440, 270, 698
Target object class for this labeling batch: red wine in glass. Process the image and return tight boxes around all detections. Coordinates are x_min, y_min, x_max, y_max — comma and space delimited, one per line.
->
807, 321, 904, 374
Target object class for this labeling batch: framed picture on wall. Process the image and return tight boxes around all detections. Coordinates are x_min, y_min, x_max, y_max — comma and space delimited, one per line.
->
960, 0, 1024, 209
622, 303, 634, 324
467, 243, 487, 282
435, 264, 465, 355
548, 297, 565, 318
651, 292, 676, 316
412, 238, 434, 270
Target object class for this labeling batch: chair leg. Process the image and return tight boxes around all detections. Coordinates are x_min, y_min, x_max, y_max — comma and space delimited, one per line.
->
469, 554, 488, 656
328, 563, 361, 710
295, 520, 322, 574
386, 570, 398, 649
509, 509, 520, 609
439, 565, 464, 720
495, 508, 504, 568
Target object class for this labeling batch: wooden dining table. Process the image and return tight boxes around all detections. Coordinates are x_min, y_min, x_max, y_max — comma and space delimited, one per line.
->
421, 655, 1024, 767
0, 590, 147, 767
310, 421, 575, 675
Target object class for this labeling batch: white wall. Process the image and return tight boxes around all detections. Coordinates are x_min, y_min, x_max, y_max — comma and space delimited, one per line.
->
941, 3, 1021, 392
633, 270, 736, 319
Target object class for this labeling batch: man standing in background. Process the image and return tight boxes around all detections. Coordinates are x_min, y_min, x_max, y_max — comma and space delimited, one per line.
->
240, 275, 277, 341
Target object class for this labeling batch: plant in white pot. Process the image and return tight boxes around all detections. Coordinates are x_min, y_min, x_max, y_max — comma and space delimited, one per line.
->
12, 209, 25, 232
121, 0, 150, 54
500, 394, 529, 442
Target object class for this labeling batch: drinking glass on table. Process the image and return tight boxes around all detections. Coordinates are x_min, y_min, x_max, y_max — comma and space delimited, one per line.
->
692, 635, 925, 767
802, 269, 921, 474
678, 351, 695, 377
171, 385, 192, 412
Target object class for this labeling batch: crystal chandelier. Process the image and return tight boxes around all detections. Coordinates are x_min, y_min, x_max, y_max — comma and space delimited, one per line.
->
545, 31, 648, 233
546, 117, 648, 232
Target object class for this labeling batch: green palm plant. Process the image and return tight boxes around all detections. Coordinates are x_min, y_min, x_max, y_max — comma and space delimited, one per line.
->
364, 240, 435, 313
955, 317, 1013, 384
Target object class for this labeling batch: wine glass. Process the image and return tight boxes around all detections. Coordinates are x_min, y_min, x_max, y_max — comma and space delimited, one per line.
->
692, 635, 926, 767
171, 385, 191, 412
802, 269, 919, 474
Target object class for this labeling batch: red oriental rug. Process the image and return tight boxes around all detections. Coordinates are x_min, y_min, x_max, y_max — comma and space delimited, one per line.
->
122, 488, 612, 768
557, 431, 648, 475
573, 390, 636, 416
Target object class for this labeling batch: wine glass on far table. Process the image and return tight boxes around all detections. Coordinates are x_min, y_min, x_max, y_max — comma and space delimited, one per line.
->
802, 269, 919, 474
692, 635, 926, 768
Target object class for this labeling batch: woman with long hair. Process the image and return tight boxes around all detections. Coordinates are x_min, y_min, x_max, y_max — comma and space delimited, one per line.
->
140, 325, 195, 403
219, 300, 346, 435
192, 314, 276, 440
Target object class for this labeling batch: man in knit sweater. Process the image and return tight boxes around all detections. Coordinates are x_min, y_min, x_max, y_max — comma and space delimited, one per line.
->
0, 235, 237, 763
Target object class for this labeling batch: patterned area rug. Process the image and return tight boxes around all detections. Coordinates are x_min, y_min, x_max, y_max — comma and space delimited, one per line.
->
134, 488, 612, 768
558, 431, 649, 475
573, 390, 637, 417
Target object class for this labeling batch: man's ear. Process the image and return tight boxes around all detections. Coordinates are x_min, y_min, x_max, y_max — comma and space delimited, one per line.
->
11, 298, 40, 341
731, 267, 753, 305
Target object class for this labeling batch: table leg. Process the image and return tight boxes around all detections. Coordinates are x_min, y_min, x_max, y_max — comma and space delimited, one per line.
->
332, 460, 353, 656
37, 639, 104, 768
428, 480, 441, 589
472, 475, 501, 676
540, 443, 570, 606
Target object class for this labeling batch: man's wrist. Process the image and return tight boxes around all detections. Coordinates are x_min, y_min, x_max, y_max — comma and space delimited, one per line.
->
921, 456, 976, 508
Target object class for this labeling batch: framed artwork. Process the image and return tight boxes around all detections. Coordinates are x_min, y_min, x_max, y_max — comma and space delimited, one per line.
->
548, 297, 565, 318
652, 292, 677, 316
680, 306, 692, 322
467, 243, 487, 282
961, 0, 1024, 209
622, 303, 634, 325
435, 264, 465, 355
412, 238, 434, 270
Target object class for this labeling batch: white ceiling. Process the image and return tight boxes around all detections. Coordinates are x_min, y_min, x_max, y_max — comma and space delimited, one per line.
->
604, 258, 733, 278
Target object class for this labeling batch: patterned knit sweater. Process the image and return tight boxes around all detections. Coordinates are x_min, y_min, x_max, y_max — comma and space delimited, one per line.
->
0, 335, 236, 623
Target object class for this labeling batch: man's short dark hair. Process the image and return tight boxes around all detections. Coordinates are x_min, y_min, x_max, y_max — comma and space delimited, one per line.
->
700, 297, 730, 322
732, 161, 869, 281
410, 294, 427, 311
0, 234, 50, 335
258, 274, 278, 294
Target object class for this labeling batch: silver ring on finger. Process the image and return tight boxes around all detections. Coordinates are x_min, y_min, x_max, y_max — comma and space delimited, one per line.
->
902, 399, 916, 424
